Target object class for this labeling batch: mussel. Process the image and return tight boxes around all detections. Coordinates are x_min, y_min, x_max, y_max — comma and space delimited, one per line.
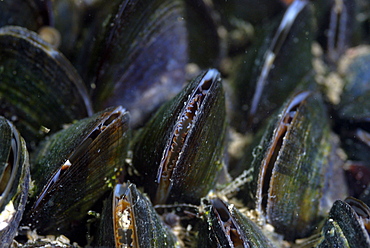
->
131, 68, 227, 205
1, 0, 370, 247
229, 0, 315, 132
0, 117, 29, 246
25, 106, 130, 236
81, 0, 188, 127
0, 25, 92, 146
236, 91, 347, 240
332, 46, 370, 196
200, 197, 276, 247
96, 183, 179, 247
300, 197, 370, 247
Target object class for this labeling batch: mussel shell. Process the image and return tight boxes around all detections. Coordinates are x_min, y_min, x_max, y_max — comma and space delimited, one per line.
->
185, 0, 221, 68
26, 106, 130, 235
337, 46, 370, 121
201, 197, 275, 248
237, 91, 347, 239
97, 183, 179, 247
229, 0, 315, 132
69, 0, 121, 79
315, 198, 370, 247
86, 0, 188, 127
0, 26, 92, 145
213, 0, 285, 27
321, 0, 357, 64
131, 69, 226, 205
333, 46, 370, 164
0, 117, 30, 245
51, 0, 83, 56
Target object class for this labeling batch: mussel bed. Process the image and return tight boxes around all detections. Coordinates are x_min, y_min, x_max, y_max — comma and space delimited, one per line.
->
1, 0, 370, 247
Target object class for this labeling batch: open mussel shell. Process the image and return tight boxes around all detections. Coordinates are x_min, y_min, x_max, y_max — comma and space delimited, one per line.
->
229, 0, 315, 132
312, 197, 370, 247
26, 106, 130, 236
96, 183, 179, 247
84, 0, 188, 127
131, 69, 227, 205
236, 91, 347, 240
200, 197, 275, 248
0, 117, 30, 246
0, 25, 92, 146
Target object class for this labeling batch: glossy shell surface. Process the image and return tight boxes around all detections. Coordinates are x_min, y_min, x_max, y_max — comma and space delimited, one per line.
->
1, 0, 370, 247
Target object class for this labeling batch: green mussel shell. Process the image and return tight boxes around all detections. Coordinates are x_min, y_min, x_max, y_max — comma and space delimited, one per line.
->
131, 69, 227, 205
26, 106, 129, 235
237, 91, 347, 240
0, 26, 92, 145
315, 198, 370, 247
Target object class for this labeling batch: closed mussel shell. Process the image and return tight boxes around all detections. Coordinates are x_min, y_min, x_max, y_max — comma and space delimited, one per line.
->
51, 0, 83, 56
212, 0, 285, 27
0, 26, 92, 146
185, 0, 221, 68
314, 197, 370, 247
333, 46, 370, 163
337, 46, 370, 121
97, 183, 179, 247
26, 106, 129, 235
131, 69, 226, 205
201, 197, 275, 248
88, 0, 188, 127
324, 0, 358, 64
229, 0, 315, 132
237, 91, 347, 240
67, 0, 123, 78
0, 117, 30, 246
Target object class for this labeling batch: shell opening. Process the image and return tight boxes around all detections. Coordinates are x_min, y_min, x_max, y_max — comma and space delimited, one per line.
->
33, 109, 123, 209
155, 70, 218, 204
345, 197, 370, 233
211, 198, 245, 248
113, 184, 137, 248
260, 91, 310, 212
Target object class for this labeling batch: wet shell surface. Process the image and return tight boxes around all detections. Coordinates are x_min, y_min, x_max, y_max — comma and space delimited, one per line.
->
0, 0, 370, 247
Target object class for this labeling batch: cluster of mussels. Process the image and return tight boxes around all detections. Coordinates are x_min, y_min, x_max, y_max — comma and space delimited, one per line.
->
1, 0, 370, 247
